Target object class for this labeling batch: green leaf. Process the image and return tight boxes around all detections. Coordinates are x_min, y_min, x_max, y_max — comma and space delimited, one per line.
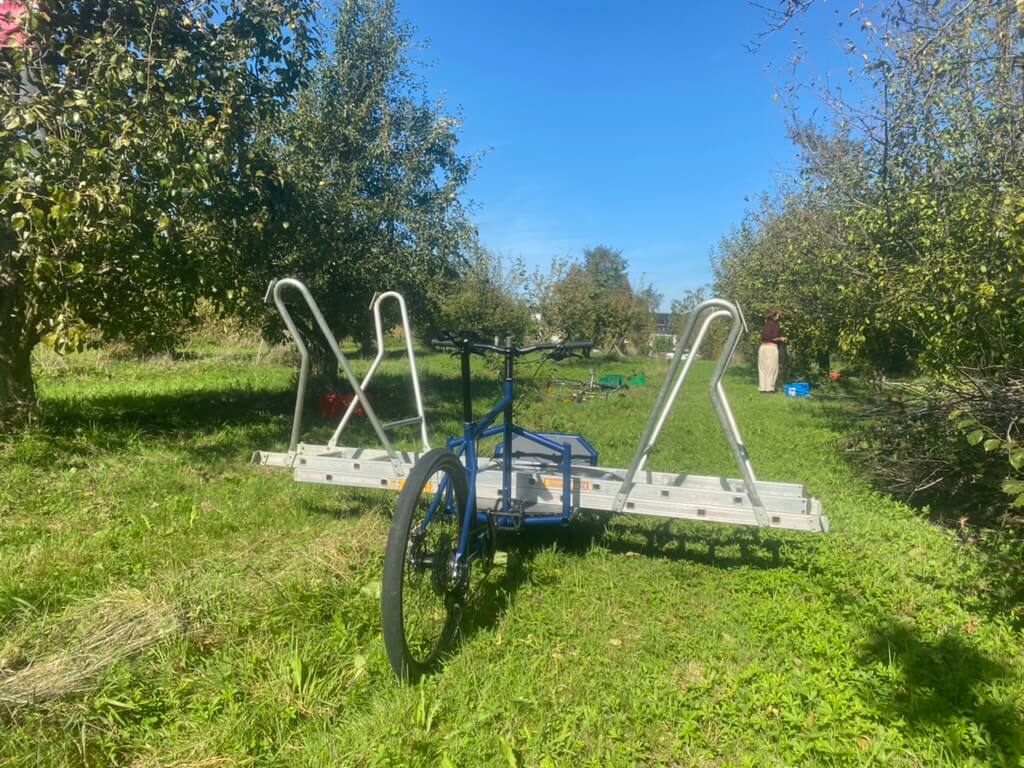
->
498, 737, 519, 768
1005, 478, 1024, 508
94, 696, 138, 710
1010, 449, 1024, 471
983, 438, 1002, 452
966, 429, 985, 446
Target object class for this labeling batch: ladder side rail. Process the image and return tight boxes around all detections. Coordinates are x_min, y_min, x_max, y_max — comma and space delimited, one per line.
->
266, 281, 312, 455
612, 299, 736, 511
379, 291, 430, 452
639, 310, 730, 471
270, 278, 404, 472
611, 302, 708, 497
325, 291, 389, 450
326, 291, 430, 452
707, 302, 769, 525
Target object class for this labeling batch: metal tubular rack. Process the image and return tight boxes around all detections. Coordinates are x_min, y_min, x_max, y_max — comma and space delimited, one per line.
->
254, 279, 828, 534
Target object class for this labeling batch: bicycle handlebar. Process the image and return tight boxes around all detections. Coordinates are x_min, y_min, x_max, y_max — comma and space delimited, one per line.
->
431, 331, 593, 358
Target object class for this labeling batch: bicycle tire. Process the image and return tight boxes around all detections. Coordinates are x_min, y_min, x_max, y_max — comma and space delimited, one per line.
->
381, 448, 470, 682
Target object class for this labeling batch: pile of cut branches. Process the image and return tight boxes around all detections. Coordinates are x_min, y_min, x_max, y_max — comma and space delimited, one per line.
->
843, 367, 1023, 527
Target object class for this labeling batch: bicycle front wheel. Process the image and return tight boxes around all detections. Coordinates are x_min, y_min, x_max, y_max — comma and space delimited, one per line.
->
381, 448, 470, 682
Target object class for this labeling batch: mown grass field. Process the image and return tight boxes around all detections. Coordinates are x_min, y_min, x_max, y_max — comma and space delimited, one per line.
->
2, 343, 1023, 766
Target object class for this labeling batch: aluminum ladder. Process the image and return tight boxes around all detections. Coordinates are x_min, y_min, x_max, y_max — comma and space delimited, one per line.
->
263, 278, 430, 475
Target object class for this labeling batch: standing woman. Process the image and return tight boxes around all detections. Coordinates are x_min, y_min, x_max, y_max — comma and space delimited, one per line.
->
758, 308, 787, 393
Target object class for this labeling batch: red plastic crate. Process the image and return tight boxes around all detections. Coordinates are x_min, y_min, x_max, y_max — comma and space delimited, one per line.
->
319, 392, 371, 419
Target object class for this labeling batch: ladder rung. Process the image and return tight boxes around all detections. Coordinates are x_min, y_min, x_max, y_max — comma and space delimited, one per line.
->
381, 416, 423, 430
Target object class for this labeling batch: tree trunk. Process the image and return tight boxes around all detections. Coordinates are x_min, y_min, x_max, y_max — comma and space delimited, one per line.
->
0, 319, 36, 426
817, 350, 831, 374
0, 240, 38, 425
310, 333, 341, 392
359, 334, 375, 358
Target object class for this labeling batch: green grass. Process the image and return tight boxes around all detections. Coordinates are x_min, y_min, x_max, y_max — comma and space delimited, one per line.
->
1, 345, 1022, 766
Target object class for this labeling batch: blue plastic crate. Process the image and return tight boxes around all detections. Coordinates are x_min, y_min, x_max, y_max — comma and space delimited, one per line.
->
784, 381, 811, 398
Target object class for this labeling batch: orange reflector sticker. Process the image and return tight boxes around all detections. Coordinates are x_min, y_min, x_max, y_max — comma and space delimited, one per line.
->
389, 478, 435, 493
540, 477, 591, 492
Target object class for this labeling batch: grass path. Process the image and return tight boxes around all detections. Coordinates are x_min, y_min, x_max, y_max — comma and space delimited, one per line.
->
1, 347, 1022, 766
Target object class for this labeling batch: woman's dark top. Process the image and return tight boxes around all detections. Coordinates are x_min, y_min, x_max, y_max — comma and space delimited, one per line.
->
761, 319, 781, 343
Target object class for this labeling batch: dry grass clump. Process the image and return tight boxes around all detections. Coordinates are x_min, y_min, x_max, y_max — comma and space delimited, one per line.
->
0, 588, 183, 708
128, 750, 244, 768
308, 515, 389, 581
253, 341, 297, 366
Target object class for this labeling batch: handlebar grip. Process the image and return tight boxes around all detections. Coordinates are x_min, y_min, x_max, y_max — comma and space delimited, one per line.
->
547, 340, 592, 361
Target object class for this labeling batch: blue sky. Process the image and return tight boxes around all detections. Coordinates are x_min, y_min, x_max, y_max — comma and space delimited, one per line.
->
399, 1, 853, 309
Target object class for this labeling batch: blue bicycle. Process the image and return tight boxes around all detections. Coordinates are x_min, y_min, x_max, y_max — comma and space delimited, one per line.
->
381, 331, 593, 681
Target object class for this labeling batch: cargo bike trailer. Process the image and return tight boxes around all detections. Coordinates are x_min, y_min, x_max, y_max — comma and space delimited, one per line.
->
254, 278, 828, 681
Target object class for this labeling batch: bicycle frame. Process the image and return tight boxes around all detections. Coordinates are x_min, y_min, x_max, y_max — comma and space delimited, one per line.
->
437, 347, 576, 569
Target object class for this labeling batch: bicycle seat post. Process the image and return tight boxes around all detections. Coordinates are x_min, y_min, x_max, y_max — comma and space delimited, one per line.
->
501, 338, 515, 516
460, 338, 473, 425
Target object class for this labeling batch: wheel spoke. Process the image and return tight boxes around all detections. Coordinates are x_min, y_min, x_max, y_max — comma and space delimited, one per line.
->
383, 449, 473, 680
402, 488, 460, 665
